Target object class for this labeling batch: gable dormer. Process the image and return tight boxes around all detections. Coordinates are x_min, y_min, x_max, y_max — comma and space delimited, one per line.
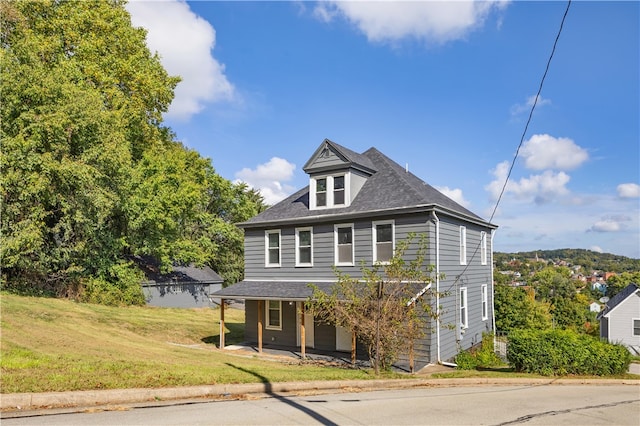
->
303, 139, 376, 210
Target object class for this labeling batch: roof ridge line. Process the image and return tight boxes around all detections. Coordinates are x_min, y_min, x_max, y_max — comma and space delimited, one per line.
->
366, 148, 427, 202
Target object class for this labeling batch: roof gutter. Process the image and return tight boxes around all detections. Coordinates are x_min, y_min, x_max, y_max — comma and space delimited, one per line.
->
238, 204, 498, 230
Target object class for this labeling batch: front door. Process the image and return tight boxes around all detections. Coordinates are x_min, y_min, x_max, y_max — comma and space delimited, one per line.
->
336, 326, 352, 352
296, 302, 314, 348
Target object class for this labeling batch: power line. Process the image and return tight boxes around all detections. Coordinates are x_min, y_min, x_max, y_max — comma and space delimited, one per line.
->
488, 0, 572, 224
445, 0, 572, 295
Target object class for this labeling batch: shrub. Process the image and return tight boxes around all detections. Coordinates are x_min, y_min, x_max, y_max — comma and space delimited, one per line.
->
455, 333, 502, 370
455, 349, 478, 370
475, 333, 503, 367
507, 329, 631, 376
82, 262, 145, 306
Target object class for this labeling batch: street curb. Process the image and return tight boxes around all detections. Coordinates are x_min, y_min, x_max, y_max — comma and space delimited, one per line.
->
2, 377, 638, 413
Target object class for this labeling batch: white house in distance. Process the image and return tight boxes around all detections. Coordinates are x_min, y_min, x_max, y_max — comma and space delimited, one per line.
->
597, 283, 640, 355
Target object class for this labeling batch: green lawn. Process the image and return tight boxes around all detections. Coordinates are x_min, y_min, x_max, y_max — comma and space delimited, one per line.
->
0, 293, 380, 393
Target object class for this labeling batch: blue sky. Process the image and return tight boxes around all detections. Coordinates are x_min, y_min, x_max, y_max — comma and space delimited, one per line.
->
126, 1, 639, 259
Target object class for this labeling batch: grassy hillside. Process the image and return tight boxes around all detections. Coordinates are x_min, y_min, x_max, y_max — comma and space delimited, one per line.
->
0, 294, 375, 393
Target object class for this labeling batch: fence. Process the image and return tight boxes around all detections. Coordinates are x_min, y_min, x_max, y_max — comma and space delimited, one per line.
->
494, 331, 508, 361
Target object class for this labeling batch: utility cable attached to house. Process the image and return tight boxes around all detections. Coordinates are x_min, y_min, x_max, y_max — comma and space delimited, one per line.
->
444, 0, 572, 295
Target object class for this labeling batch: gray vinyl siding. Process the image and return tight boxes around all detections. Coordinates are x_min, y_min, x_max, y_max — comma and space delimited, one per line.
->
314, 322, 336, 351
244, 300, 298, 347
308, 149, 346, 170
600, 317, 609, 340
606, 293, 640, 348
242, 211, 493, 364
243, 213, 431, 282
436, 216, 494, 361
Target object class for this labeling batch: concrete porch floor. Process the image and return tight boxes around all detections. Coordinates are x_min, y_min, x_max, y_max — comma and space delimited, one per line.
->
222, 342, 452, 375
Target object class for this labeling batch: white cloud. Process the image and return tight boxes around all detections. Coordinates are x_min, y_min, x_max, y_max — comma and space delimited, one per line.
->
588, 214, 632, 233
617, 183, 640, 198
589, 220, 621, 233
510, 94, 551, 116
485, 161, 570, 205
235, 158, 297, 205
314, 1, 509, 45
590, 245, 604, 253
436, 186, 471, 208
520, 134, 589, 171
126, 0, 234, 121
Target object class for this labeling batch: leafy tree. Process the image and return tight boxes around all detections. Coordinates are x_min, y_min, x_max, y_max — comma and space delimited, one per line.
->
494, 249, 640, 274
605, 272, 640, 298
1, 1, 265, 302
494, 284, 552, 331
1, 0, 176, 296
306, 235, 442, 374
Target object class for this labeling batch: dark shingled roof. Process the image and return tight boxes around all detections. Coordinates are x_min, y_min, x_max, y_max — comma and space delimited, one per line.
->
241, 141, 495, 228
214, 281, 336, 300
597, 283, 639, 319
134, 256, 224, 285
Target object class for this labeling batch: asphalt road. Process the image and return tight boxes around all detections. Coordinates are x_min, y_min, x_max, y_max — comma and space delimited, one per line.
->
3, 384, 639, 425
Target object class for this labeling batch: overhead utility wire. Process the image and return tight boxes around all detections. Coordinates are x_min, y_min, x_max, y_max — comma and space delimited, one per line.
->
444, 0, 572, 295
488, 0, 572, 224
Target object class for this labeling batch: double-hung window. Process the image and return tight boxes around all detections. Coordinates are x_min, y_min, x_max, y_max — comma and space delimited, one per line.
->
480, 231, 487, 265
481, 284, 488, 320
373, 221, 394, 264
265, 230, 281, 267
311, 174, 349, 209
266, 300, 282, 330
459, 226, 467, 265
633, 319, 640, 337
316, 178, 327, 207
295, 227, 313, 267
333, 176, 345, 205
335, 224, 354, 265
460, 287, 468, 329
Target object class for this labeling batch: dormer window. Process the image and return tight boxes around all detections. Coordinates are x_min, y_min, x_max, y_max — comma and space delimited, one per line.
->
316, 178, 327, 207
333, 176, 345, 205
310, 173, 350, 209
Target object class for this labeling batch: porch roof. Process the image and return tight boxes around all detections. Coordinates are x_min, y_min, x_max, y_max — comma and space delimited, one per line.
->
212, 280, 336, 301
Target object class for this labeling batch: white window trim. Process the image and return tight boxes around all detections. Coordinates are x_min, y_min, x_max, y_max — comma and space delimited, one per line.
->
310, 172, 351, 210
459, 226, 467, 265
480, 231, 487, 265
295, 227, 313, 267
633, 318, 640, 337
265, 300, 282, 331
265, 230, 281, 268
460, 287, 468, 329
334, 223, 355, 266
372, 220, 395, 265
481, 284, 488, 321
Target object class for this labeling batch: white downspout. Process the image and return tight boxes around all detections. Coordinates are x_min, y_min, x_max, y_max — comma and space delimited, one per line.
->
431, 211, 441, 364
490, 229, 497, 336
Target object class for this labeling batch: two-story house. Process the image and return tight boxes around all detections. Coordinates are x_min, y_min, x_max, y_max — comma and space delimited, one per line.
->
214, 139, 498, 367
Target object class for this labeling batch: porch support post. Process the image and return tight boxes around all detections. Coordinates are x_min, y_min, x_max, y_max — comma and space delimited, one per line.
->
409, 342, 415, 374
219, 299, 225, 349
257, 300, 263, 353
300, 303, 306, 360
351, 331, 356, 365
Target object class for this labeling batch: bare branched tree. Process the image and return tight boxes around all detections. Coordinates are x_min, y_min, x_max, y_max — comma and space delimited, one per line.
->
306, 234, 445, 374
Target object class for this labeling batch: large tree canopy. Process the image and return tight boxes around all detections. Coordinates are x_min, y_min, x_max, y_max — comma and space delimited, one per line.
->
1, 0, 265, 304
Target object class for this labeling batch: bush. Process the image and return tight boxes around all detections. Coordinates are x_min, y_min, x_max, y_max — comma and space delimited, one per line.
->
507, 329, 631, 376
455, 333, 502, 370
82, 262, 145, 306
455, 349, 478, 370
